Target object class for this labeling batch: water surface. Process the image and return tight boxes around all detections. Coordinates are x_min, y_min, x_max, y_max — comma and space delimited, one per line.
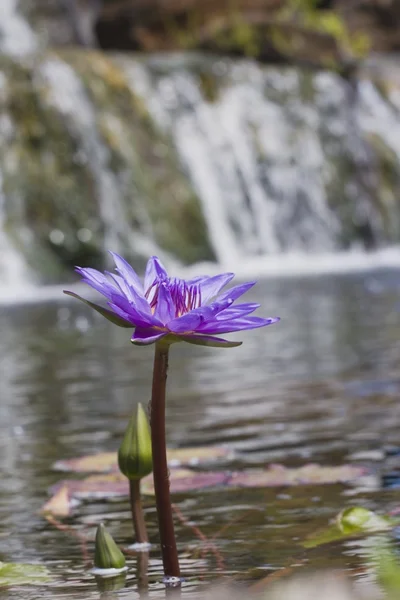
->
0, 271, 399, 598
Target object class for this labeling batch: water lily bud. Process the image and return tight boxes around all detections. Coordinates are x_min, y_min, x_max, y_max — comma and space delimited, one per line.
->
118, 403, 152, 481
94, 523, 126, 570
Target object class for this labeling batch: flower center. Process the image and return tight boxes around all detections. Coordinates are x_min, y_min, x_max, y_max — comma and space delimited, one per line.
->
145, 277, 202, 317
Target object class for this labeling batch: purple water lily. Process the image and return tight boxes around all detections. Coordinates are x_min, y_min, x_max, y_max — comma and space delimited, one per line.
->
64, 253, 279, 347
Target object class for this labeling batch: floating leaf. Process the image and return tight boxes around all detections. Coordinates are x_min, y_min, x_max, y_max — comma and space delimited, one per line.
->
43, 463, 368, 517
43, 470, 229, 515
41, 485, 71, 517
338, 507, 391, 535
228, 463, 368, 488
167, 446, 233, 468
304, 507, 392, 549
0, 562, 51, 587
140, 469, 229, 496
53, 452, 117, 473
373, 539, 400, 596
53, 446, 233, 473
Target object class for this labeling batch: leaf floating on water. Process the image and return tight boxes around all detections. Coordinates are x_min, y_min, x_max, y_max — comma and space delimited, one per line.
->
167, 446, 233, 468
43, 463, 368, 517
53, 446, 233, 473
304, 507, 392, 549
0, 562, 51, 587
338, 507, 391, 534
53, 452, 117, 474
43, 470, 228, 515
228, 463, 368, 488
141, 469, 229, 496
41, 485, 71, 517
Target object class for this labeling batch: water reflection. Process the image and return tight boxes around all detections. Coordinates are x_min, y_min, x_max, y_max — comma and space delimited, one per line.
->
0, 271, 399, 598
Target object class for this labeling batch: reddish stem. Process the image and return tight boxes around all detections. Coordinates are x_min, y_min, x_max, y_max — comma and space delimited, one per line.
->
150, 342, 180, 579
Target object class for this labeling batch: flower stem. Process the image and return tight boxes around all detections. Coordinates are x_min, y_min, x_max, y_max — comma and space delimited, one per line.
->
137, 550, 149, 598
129, 479, 148, 544
150, 342, 180, 580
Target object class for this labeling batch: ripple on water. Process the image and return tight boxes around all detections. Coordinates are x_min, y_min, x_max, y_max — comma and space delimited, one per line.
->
0, 272, 399, 598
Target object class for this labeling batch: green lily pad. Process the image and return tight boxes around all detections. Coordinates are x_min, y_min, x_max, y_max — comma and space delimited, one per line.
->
52, 446, 233, 473
303, 507, 392, 549
373, 540, 400, 595
0, 562, 51, 587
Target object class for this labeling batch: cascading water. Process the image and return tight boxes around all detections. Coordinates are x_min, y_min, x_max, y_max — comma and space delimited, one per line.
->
0, 0, 38, 58
0, 2, 400, 286
126, 56, 400, 265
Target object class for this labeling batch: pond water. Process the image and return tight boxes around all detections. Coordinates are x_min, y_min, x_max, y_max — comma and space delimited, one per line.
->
0, 270, 400, 598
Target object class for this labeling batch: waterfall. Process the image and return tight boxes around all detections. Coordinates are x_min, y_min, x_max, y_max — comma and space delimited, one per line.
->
0, 3, 400, 287
0, 0, 38, 58
123, 56, 400, 264
0, 172, 31, 285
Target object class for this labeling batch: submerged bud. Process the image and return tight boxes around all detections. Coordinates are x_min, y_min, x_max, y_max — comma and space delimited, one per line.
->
118, 403, 152, 481
94, 523, 126, 570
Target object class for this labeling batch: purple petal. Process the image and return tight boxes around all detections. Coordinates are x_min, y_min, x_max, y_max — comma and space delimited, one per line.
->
107, 272, 142, 304
154, 284, 175, 324
186, 275, 209, 285
109, 252, 143, 293
167, 299, 233, 333
105, 274, 153, 318
197, 316, 280, 334
199, 273, 235, 304
167, 312, 203, 333
215, 303, 260, 321
131, 328, 168, 345
192, 298, 234, 321
180, 333, 242, 348
108, 293, 162, 328
76, 267, 117, 299
107, 302, 155, 328
215, 281, 256, 303
144, 256, 168, 291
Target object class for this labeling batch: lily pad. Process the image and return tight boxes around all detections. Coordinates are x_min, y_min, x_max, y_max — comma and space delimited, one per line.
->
43, 470, 229, 516
0, 562, 51, 587
41, 485, 71, 517
228, 464, 368, 488
43, 463, 368, 517
52, 446, 233, 473
140, 469, 230, 495
303, 507, 392, 549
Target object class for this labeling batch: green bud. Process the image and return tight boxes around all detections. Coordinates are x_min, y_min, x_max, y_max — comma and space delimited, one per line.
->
118, 403, 152, 480
94, 523, 126, 570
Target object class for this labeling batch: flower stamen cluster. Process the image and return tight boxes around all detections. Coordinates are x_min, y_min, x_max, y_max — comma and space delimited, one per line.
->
145, 277, 202, 318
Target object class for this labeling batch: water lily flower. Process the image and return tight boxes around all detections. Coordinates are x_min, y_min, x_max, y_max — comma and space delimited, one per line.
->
64, 253, 279, 347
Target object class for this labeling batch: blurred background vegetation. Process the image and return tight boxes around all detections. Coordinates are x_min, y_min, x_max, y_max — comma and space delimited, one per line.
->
26, 0, 400, 69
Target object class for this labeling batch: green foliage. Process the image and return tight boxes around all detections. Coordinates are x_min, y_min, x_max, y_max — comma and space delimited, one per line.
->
0, 562, 50, 587
304, 507, 392, 548
279, 0, 370, 61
